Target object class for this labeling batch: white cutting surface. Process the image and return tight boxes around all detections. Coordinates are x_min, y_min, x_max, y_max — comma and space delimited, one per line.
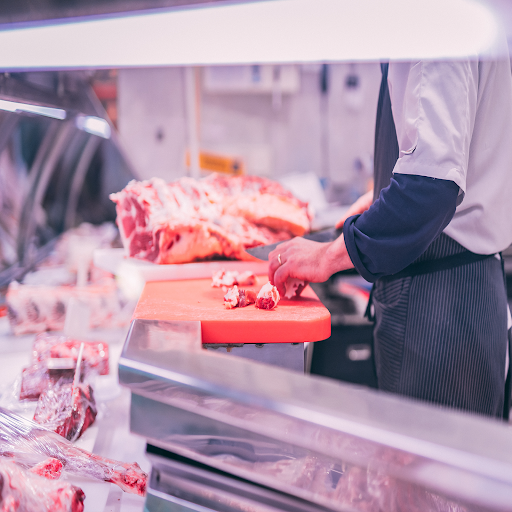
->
94, 248, 269, 299
0, 319, 149, 512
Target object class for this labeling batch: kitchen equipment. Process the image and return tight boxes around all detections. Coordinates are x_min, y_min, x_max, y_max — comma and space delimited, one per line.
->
131, 277, 331, 371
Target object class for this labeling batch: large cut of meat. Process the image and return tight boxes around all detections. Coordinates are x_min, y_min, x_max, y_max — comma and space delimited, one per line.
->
110, 174, 312, 264
0, 407, 147, 497
0, 459, 85, 512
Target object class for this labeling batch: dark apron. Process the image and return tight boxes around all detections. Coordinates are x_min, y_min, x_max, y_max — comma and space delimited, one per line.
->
370, 64, 510, 419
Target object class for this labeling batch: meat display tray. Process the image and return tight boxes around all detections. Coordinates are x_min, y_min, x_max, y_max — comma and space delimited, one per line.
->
132, 277, 331, 345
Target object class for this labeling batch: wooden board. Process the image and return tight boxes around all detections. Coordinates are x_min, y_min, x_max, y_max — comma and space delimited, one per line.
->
133, 277, 331, 344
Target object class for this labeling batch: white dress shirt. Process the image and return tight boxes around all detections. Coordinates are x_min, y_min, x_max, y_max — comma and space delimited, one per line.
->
388, 38, 512, 255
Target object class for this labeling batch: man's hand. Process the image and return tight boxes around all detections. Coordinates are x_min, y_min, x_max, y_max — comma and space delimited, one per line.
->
335, 189, 374, 229
268, 235, 353, 297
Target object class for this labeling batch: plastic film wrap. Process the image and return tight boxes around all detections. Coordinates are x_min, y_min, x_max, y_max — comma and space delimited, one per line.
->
33, 383, 97, 442
0, 458, 84, 512
32, 334, 109, 377
0, 407, 147, 496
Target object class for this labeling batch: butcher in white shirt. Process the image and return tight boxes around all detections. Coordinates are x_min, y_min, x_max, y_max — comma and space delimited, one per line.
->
268, 34, 512, 418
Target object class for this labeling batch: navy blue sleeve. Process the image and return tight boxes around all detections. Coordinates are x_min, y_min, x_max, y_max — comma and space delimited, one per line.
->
343, 174, 459, 283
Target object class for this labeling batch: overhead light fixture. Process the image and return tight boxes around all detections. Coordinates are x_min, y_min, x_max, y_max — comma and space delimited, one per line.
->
75, 115, 111, 139
0, 99, 66, 119
0, 0, 502, 69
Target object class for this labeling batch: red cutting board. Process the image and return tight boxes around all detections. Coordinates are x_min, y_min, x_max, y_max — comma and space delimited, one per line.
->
133, 277, 331, 344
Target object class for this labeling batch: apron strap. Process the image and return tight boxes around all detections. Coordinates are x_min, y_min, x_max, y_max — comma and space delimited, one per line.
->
386, 250, 495, 281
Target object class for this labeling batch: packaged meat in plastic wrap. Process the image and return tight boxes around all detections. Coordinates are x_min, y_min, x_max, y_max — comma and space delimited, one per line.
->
0, 458, 85, 512
0, 407, 147, 496
6, 278, 123, 336
17, 335, 109, 403
33, 382, 97, 442
19, 360, 76, 402
32, 334, 109, 376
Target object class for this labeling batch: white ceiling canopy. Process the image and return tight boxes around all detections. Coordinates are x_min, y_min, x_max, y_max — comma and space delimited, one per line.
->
0, 0, 503, 70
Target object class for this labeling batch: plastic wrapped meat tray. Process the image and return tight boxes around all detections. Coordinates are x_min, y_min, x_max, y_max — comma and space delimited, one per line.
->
0, 459, 85, 512
19, 334, 109, 402
32, 334, 109, 376
0, 407, 147, 496
6, 279, 122, 335
110, 173, 312, 264
33, 383, 97, 442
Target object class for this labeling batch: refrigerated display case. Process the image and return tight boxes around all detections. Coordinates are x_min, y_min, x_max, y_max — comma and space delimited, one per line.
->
119, 318, 512, 512
0, 72, 135, 294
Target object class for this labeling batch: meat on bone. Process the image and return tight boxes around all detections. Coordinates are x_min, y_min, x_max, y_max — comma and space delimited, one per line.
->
29, 458, 63, 480
110, 174, 311, 264
0, 459, 85, 512
0, 407, 147, 497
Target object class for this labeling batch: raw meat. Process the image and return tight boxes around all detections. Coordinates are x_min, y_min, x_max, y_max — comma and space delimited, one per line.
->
29, 458, 63, 480
6, 279, 122, 336
204, 173, 310, 236
0, 407, 147, 496
33, 383, 97, 442
19, 335, 109, 401
255, 282, 280, 310
19, 364, 52, 401
223, 286, 257, 309
110, 174, 311, 264
0, 459, 85, 512
212, 269, 256, 288
32, 334, 109, 376
284, 278, 306, 299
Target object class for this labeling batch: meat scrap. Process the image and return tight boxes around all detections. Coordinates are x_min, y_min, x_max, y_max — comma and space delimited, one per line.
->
255, 282, 280, 310
0, 459, 85, 512
223, 286, 257, 309
212, 269, 256, 288
33, 383, 97, 442
110, 174, 311, 265
0, 407, 147, 497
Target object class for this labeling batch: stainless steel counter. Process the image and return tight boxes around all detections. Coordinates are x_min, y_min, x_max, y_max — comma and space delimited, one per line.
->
119, 318, 512, 512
